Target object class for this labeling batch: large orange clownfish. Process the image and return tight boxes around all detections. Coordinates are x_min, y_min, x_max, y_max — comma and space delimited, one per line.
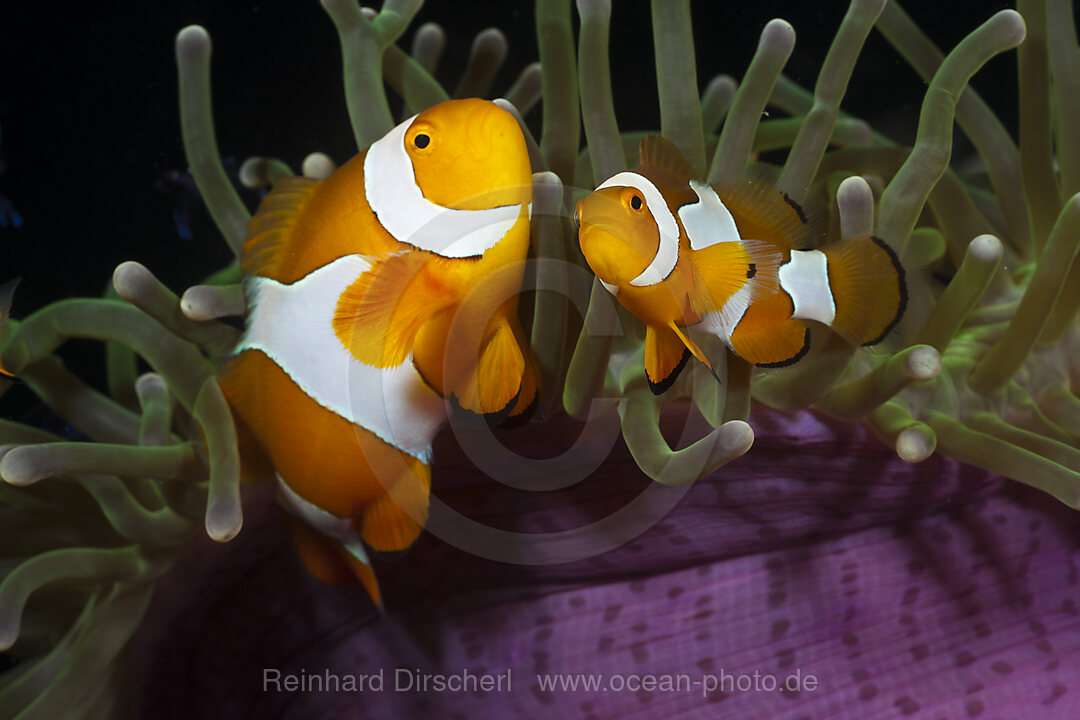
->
219, 99, 536, 606
576, 136, 906, 393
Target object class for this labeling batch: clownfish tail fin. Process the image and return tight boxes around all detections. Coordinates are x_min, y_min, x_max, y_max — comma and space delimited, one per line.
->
822, 235, 907, 346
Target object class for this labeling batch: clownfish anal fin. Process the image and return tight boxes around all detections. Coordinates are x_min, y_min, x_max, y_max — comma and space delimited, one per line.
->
644, 325, 692, 394
243, 176, 320, 280
639, 135, 697, 182
334, 252, 449, 368
452, 319, 526, 417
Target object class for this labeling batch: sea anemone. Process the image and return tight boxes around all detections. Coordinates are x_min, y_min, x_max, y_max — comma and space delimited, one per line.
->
1, 0, 1078, 718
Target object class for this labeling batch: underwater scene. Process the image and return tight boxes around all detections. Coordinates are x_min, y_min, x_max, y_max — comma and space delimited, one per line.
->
1, 0, 1078, 717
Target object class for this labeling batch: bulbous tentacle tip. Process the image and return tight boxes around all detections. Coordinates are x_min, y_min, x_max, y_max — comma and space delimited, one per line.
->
111, 260, 153, 303
175, 25, 210, 58
761, 18, 796, 50
896, 423, 937, 463
906, 345, 942, 382
989, 9, 1027, 48
206, 502, 243, 543
134, 372, 168, 399
968, 233, 1004, 263
238, 157, 269, 189
302, 152, 337, 179
474, 27, 508, 59
0, 445, 40, 486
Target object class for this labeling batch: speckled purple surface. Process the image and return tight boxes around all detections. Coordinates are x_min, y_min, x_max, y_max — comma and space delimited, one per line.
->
129, 406, 1080, 719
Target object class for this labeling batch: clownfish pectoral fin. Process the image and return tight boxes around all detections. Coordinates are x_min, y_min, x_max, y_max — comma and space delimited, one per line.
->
0, 277, 20, 378
644, 325, 692, 394
667, 322, 721, 385
452, 319, 525, 418
358, 459, 431, 554
821, 235, 907, 347
333, 252, 451, 368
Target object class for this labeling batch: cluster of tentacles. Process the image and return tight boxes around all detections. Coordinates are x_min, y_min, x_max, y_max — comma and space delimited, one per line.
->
1, 0, 1079, 717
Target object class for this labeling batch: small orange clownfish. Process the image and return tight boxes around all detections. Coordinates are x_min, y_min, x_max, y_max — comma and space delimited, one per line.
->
219, 98, 536, 607
576, 136, 906, 393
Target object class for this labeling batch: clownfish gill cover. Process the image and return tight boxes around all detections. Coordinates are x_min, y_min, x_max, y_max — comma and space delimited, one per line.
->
2, 1, 1080, 719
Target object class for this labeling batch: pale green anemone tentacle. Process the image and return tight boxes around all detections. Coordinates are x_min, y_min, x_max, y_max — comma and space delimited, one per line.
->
112, 261, 238, 357
577, 0, 626, 181
902, 226, 946, 275
179, 284, 245, 322
174, 26, 250, 256
70, 474, 195, 548
238, 157, 295, 190
722, 350, 753, 422
650, 0, 705, 176
816, 345, 942, 421
536, 0, 580, 189
877, 10, 1027, 255
914, 234, 1004, 353
970, 194, 1080, 394
502, 62, 543, 117
778, 0, 885, 201
866, 401, 937, 463
320, 0, 422, 150
1016, 0, 1060, 255
969, 410, 1080, 472
925, 409, 1080, 507
564, 283, 622, 421
101, 283, 139, 411
129, 373, 173, 511
452, 28, 508, 99
0, 546, 156, 651
836, 175, 875, 239
0, 443, 199, 487
529, 172, 571, 415
1, 299, 240, 541
386, 23, 450, 115
709, 19, 795, 182
1046, 0, 1080, 199
619, 382, 754, 486
877, 4, 1031, 253
754, 118, 872, 155
700, 75, 737, 135
14, 357, 142, 446
2, 582, 159, 720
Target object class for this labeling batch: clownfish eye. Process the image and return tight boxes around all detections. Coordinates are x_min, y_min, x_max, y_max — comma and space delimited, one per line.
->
629, 194, 643, 211
413, 133, 431, 149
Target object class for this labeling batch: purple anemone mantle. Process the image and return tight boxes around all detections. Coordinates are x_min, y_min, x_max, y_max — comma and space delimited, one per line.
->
130, 405, 1080, 719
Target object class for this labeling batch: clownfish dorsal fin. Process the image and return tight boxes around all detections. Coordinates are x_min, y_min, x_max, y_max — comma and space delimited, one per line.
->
333, 251, 453, 369
712, 164, 820, 251
639, 135, 697, 183
242, 176, 321, 280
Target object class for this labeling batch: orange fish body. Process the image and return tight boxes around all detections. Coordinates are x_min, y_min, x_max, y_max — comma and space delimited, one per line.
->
219, 99, 536, 605
576, 136, 906, 393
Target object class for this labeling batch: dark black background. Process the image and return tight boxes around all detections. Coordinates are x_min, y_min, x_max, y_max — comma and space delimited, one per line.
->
0, 0, 1021, 392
